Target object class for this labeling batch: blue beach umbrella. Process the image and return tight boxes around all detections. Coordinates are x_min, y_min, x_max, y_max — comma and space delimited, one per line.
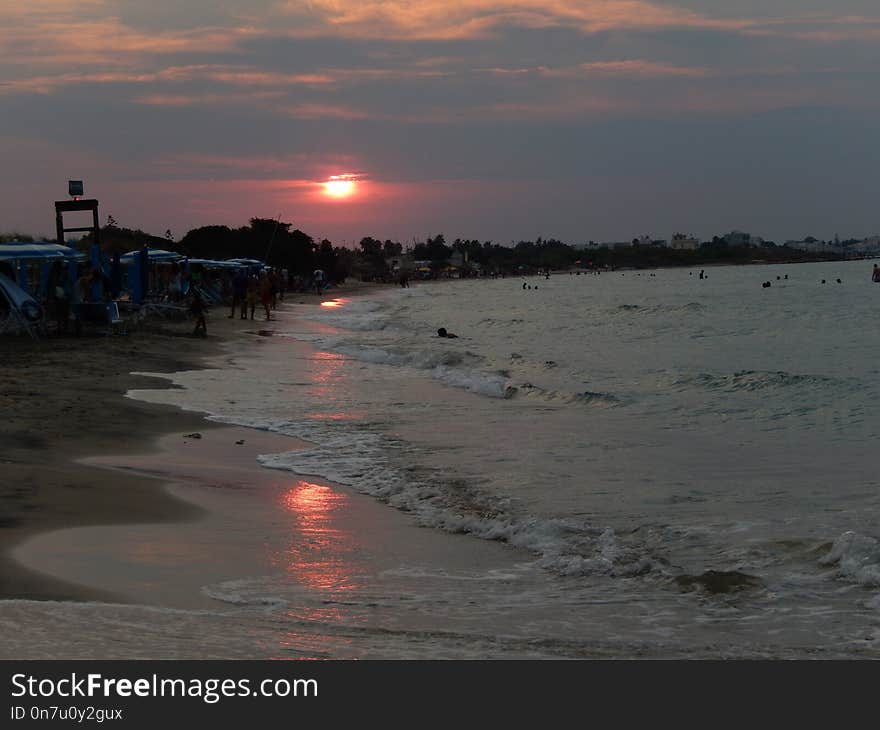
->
110, 251, 122, 298
0, 242, 83, 262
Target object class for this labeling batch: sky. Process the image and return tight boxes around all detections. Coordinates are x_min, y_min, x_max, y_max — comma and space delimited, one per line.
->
1, 1, 878, 245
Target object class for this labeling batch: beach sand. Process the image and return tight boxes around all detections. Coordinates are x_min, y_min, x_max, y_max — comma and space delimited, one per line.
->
13, 426, 308, 610
0, 281, 386, 602
0, 319, 227, 600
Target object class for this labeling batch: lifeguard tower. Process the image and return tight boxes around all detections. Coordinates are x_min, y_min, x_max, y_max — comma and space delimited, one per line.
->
55, 180, 100, 247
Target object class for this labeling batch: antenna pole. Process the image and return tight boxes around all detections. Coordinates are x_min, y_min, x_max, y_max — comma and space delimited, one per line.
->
264, 213, 283, 263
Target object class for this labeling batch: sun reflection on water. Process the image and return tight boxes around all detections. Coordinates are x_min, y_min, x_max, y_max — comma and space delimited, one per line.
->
278, 481, 355, 593
320, 298, 347, 308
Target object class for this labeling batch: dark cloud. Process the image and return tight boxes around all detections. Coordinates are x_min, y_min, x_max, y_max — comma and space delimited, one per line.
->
1, 1, 878, 242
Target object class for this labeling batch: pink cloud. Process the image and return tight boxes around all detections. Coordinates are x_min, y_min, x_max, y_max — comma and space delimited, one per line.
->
0, 8, 256, 68
274, 0, 756, 40
0, 61, 450, 99
486, 60, 711, 79
148, 153, 363, 183
134, 90, 287, 106
283, 103, 373, 120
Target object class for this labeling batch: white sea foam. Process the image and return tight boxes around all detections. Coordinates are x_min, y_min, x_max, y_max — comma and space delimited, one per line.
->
819, 532, 880, 587
248, 416, 654, 578
201, 578, 287, 609
291, 334, 516, 399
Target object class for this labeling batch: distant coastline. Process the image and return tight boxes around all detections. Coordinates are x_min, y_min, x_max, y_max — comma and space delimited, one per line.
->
3, 219, 874, 287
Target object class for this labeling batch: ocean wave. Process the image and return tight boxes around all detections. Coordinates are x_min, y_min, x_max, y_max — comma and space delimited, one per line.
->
476, 317, 525, 326
615, 302, 705, 315
332, 342, 623, 404
303, 297, 395, 332
242, 417, 654, 578
513, 383, 622, 407
327, 342, 514, 398
672, 369, 841, 394
333, 343, 475, 369
819, 531, 880, 587
202, 578, 287, 609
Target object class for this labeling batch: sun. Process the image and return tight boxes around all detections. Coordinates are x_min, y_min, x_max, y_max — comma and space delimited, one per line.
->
323, 175, 357, 198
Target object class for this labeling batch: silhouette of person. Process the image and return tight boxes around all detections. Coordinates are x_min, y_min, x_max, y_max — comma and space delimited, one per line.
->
190, 289, 207, 336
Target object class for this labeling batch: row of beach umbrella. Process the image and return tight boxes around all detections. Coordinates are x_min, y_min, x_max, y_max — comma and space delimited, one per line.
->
0, 242, 264, 270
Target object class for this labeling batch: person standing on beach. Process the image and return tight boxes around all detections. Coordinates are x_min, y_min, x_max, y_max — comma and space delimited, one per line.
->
873, 264, 880, 283
230, 269, 248, 319
168, 263, 182, 302
72, 268, 98, 336
190, 289, 207, 337
259, 273, 273, 321
269, 269, 280, 309
246, 275, 258, 320
313, 268, 325, 294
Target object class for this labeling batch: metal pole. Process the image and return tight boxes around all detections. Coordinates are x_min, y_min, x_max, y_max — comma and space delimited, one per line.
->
264, 213, 283, 264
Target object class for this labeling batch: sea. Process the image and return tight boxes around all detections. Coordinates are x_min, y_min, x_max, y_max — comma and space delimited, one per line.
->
3, 259, 880, 658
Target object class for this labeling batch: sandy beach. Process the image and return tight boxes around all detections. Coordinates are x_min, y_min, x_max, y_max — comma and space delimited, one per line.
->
0, 282, 385, 603
0, 318, 228, 601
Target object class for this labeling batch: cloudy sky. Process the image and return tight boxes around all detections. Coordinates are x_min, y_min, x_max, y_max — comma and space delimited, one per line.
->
1, 1, 878, 244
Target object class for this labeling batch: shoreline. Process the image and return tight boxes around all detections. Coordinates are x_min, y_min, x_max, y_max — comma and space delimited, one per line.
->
12, 425, 309, 612
0, 278, 393, 603
2, 296, 552, 658
0, 314, 246, 601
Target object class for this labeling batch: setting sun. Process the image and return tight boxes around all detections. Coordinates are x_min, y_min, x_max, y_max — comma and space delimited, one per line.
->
323, 175, 357, 198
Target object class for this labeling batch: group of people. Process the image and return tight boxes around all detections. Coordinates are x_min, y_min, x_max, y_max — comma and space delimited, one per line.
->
159, 261, 219, 303
46, 265, 108, 336
189, 268, 282, 337
227, 269, 284, 323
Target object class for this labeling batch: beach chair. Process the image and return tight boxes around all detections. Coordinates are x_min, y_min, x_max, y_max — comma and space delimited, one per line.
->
106, 300, 127, 335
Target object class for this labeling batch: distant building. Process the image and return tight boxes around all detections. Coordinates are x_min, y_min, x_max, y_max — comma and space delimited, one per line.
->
670, 233, 700, 250
724, 230, 752, 247
852, 236, 880, 253
628, 235, 667, 247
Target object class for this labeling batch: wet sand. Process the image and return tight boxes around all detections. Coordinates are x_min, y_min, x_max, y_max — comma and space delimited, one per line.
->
13, 426, 308, 610
0, 280, 387, 602
0, 318, 229, 600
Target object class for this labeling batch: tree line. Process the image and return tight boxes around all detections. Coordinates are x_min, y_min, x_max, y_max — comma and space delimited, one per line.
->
15, 216, 848, 283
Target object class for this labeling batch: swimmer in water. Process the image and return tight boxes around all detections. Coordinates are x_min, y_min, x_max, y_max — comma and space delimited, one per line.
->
437, 327, 458, 338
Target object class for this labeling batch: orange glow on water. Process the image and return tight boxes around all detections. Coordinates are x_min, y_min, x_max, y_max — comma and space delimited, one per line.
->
279, 480, 354, 593
320, 299, 342, 307
304, 411, 368, 421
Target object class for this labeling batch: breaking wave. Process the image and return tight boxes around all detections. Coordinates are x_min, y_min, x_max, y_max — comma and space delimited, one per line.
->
513, 383, 623, 407
184, 413, 656, 578
819, 532, 880, 587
